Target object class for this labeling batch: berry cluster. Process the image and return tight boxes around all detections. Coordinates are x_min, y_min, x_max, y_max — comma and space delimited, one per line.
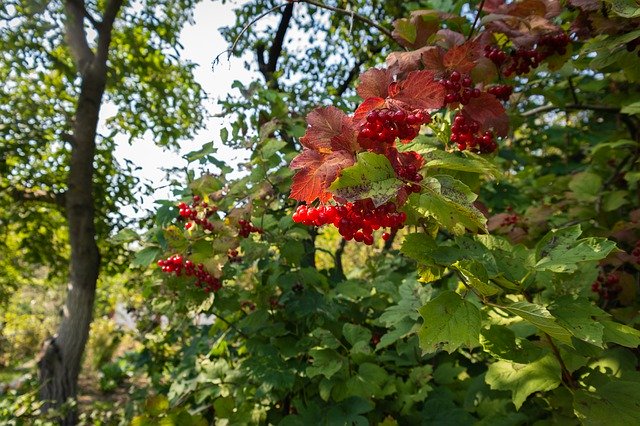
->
501, 213, 518, 226
450, 113, 497, 153
591, 272, 621, 300
396, 162, 423, 194
238, 219, 263, 238
485, 31, 570, 76
359, 108, 431, 145
157, 255, 222, 293
292, 200, 407, 245
487, 84, 513, 102
632, 240, 640, 264
228, 249, 242, 263
178, 195, 218, 231
442, 71, 481, 105
626, 38, 640, 57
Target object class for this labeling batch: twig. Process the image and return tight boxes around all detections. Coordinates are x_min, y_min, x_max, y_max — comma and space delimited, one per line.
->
567, 78, 579, 105
467, 0, 486, 40
544, 333, 576, 390
521, 103, 621, 117
214, 312, 248, 338
291, 0, 397, 44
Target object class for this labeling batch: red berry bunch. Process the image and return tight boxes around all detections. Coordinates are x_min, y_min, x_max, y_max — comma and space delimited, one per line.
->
292, 200, 407, 245
537, 31, 570, 57
395, 162, 423, 194
228, 249, 242, 263
501, 213, 518, 226
157, 255, 222, 293
442, 71, 481, 105
359, 108, 431, 145
631, 240, 640, 264
484, 45, 508, 66
238, 219, 263, 238
591, 272, 621, 300
487, 84, 513, 102
178, 195, 218, 231
450, 113, 497, 153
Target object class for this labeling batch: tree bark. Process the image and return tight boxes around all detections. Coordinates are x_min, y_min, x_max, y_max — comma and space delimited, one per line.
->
38, 1, 122, 424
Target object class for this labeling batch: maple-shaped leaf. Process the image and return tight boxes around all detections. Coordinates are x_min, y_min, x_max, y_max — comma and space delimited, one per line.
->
387, 47, 431, 78
356, 68, 393, 100
300, 106, 359, 152
434, 29, 466, 49
392, 70, 445, 110
353, 97, 386, 126
461, 92, 509, 137
421, 47, 447, 77
391, 10, 442, 49
290, 149, 354, 204
443, 41, 481, 74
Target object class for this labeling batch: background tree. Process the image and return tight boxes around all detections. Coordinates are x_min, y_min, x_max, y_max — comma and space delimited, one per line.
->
0, 0, 205, 422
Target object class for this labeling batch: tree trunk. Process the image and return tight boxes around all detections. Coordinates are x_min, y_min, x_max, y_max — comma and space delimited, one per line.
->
38, 2, 122, 423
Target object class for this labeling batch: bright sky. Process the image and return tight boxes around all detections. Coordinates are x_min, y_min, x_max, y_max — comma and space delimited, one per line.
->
113, 0, 256, 215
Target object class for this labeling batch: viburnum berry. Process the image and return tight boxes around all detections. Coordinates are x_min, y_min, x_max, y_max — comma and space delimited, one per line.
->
631, 240, 640, 264
442, 71, 480, 106
450, 113, 497, 153
591, 271, 621, 300
359, 107, 431, 146
487, 84, 513, 102
238, 219, 263, 238
228, 249, 242, 263
178, 196, 218, 231
292, 199, 407, 245
157, 255, 222, 293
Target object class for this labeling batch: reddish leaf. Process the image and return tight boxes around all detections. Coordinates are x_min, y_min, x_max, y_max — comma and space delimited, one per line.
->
568, 0, 600, 11
421, 47, 447, 77
386, 147, 425, 177
356, 68, 392, 100
461, 92, 509, 137
434, 29, 466, 49
300, 106, 358, 152
386, 47, 430, 78
392, 70, 446, 110
392, 11, 441, 49
353, 97, 386, 126
290, 149, 355, 204
443, 41, 481, 73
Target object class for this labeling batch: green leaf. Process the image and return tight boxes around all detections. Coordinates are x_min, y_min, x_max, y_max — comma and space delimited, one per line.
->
607, 0, 640, 18
183, 141, 216, 163
406, 175, 487, 235
342, 323, 372, 347
548, 296, 608, 347
451, 260, 502, 296
307, 348, 344, 380
422, 149, 501, 179
260, 139, 287, 159
535, 225, 617, 273
132, 247, 162, 267
189, 174, 223, 195
501, 301, 573, 345
602, 190, 629, 211
621, 100, 640, 115
110, 228, 139, 244
145, 394, 169, 416
329, 152, 404, 207
480, 325, 545, 363
574, 381, 640, 425
602, 320, 640, 348
418, 291, 481, 353
393, 18, 417, 44
568, 172, 602, 202
486, 354, 561, 409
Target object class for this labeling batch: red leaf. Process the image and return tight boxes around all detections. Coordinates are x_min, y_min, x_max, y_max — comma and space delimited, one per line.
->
353, 97, 386, 126
443, 41, 481, 74
356, 68, 392, 100
386, 147, 425, 176
421, 47, 447, 77
290, 149, 355, 204
300, 106, 359, 152
386, 47, 430, 78
434, 29, 465, 49
461, 93, 509, 137
391, 70, 445, 111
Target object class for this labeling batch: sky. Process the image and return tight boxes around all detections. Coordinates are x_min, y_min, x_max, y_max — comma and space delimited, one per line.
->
113, 0, 256, 215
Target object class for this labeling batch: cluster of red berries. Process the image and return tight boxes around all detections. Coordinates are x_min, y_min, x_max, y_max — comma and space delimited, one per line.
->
292, 200, 407, 245
442, 71, 481, 105
238, 219, 263, 238
240, 300, 256, 311
591, 272, 621, 300
157, 255, 222, 293
626, 38, 640, 57
178, 195, 217, 231
395, 163, 423, 194
487, 84, 513, 102
485, 31, 570, 76
228, 249, 242, 263
359, 108, 431, 145
450, 113, 498, 153
501, 213, 518, 226
631, 240, 640, 264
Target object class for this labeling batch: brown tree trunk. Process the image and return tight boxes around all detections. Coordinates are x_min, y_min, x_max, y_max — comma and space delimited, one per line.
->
38, 1, 122, 424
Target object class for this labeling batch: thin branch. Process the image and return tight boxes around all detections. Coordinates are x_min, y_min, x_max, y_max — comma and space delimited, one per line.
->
214, 312, 248, 338
335, 45, 383, 96
521, 103, 621, 117
567, 78, 579, 105
382, 228, 397, 252
467, 0, 486, 40
545, 333, 577, 390
68, 0, 100, 30
95, 0, 124, 67
334, 238, 346, 279
292, 0, 396, 44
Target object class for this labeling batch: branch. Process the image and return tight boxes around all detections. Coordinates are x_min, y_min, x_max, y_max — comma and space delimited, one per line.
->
64, 0, 95, 73
7, 187, 66, 207
68, 0, 100, 30
95, 0, 124, 67
545, 333, 577, 389
264, 3, 294, 83
467, 0, 486, 40
521, 103, 621, 117
335, 45, 383, 96
292, 0, 396, 44
334, 238, 346, 279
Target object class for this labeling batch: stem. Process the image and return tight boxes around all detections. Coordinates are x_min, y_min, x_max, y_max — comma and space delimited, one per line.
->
214, 312, 248, 338
467, 0, 486, 40
545, 333, 576, 390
